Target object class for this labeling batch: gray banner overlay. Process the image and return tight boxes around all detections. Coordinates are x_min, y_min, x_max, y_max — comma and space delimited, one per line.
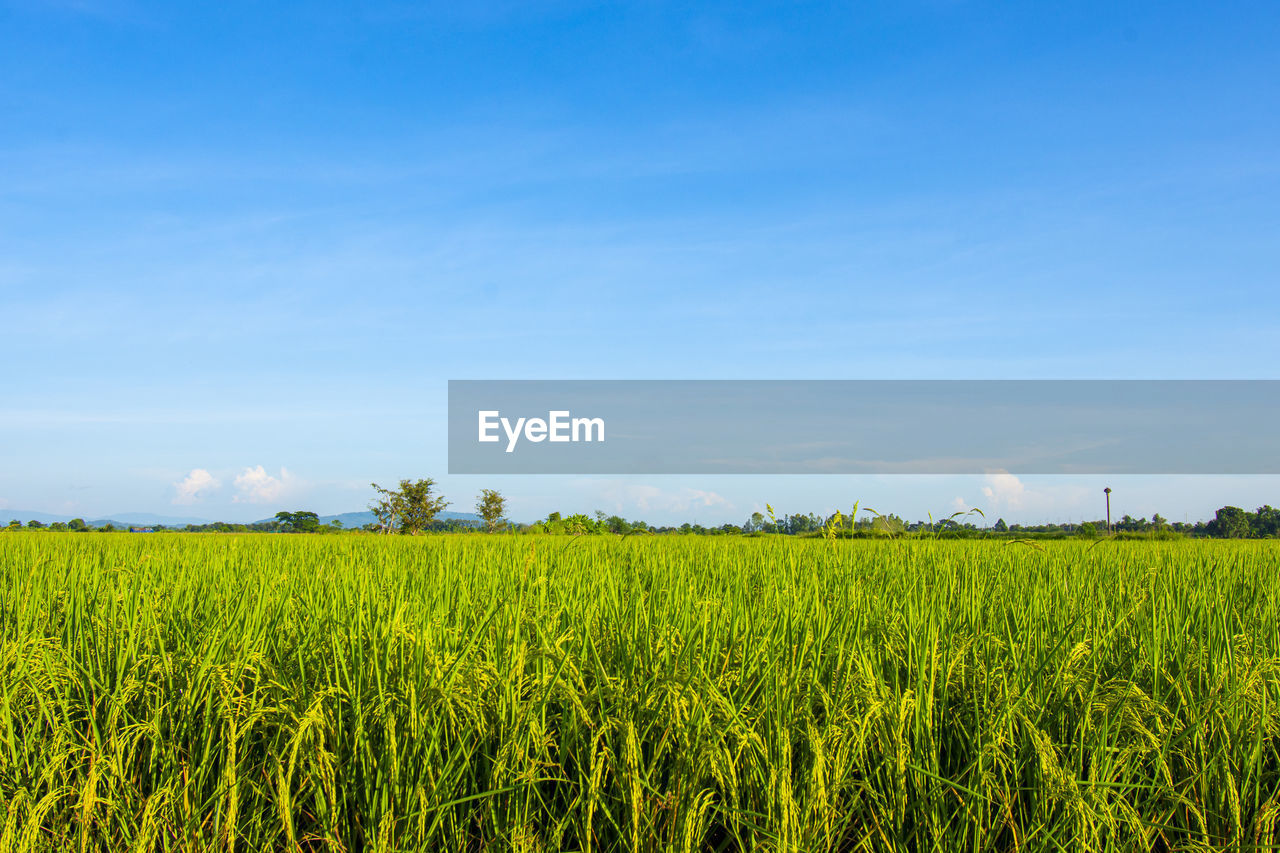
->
448, 380, 1280, 474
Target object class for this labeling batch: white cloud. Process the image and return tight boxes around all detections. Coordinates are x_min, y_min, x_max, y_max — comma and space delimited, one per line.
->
232, 465, 294, 504
981, 471, 1028, 509
964, 472, 1099, 522
172, 468, 220, 505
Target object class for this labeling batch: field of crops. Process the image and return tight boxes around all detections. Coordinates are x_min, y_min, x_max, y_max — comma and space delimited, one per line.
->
0, 533, 1278, 851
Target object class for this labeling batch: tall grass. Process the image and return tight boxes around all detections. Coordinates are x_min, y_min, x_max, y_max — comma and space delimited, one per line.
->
0, 533, 1277, 851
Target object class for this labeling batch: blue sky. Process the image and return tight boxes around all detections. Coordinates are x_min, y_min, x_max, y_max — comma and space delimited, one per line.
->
2, 0, 1278, 525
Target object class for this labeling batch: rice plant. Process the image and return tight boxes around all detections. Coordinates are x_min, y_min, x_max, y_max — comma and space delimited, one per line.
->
0, 533, 1277, 851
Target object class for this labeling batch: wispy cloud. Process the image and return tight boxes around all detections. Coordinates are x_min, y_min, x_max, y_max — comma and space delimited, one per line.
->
232, 465, 295, 504
172, 468, 220, 505
0, 408, 373, 427
586, 480, 731, 515
954, 471, 1096, 521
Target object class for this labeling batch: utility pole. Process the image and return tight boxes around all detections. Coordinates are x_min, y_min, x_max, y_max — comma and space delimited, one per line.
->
1104, 487, 1112, 534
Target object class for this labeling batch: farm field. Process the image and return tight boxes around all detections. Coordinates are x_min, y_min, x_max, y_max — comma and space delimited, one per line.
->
1, 533, 1278, 851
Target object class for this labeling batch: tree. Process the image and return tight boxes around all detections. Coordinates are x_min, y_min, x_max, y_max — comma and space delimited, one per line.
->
5, 519, 20, 530
369, 483, 400, 534
1254, 505, 1279, 538
370, 479, 449, 535
1208, 506, 1251, 539
68, 518, 87, 532
870, 513, 906, 537
27, 520, 45, 529
274, 511, 320, 533
993, 518, 1008, 532
476, 489, 508, 532
1077, 521, 1098, 538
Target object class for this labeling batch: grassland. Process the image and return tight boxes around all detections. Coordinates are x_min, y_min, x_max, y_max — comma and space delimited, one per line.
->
0, 533, 1277, 851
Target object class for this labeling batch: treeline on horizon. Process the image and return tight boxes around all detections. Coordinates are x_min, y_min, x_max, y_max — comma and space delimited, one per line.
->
5, 503, 1279, 540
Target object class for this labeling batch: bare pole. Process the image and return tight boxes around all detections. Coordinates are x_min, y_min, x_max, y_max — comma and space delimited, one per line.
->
1104, 487, 1112, 534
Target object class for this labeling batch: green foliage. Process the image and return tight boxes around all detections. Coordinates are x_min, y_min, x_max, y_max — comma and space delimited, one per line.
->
1209, 506, 1253, 538
274, 510, 321, 533
1077, 521, 1099, 538
1204, 504, 1280, 539
1, 534, 1278, 850
475, 488, 508, 532
370, 478, 450, 535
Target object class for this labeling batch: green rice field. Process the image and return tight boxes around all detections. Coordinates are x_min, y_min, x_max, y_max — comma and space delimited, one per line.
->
1, 533, 1278, 851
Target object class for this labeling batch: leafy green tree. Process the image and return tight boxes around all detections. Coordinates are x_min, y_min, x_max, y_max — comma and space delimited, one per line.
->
274, 511, 320, 533
1208, 506, 1251, 538
68, 518, 87, 532
1077, 521, 1098, 538
5, 519, 20, 530
27, 520, 45, 529
993, 518, 1008, 532
371, 479, 449, 535
1116, 514, 1149, 533
1253, 505, 1279, 538
476, 489, 508, 532
562, 513, 597, 535
369, 484, 400, 533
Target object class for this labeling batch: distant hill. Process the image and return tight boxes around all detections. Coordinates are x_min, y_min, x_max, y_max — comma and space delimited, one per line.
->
99, 511, 220, 526
258, 510, 484, 529
0, 509, 216, 527
0, 508, 486, 529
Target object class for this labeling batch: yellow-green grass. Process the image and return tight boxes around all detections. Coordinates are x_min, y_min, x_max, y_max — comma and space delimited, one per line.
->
1, 533, 1278, 851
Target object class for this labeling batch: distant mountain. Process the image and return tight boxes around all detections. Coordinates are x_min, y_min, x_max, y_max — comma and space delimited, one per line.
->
308, 510, 484, 529
0, 508, 486, 529
0, 509, 216, 527
317, 511, 380, 528
97, 511, 220, 526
